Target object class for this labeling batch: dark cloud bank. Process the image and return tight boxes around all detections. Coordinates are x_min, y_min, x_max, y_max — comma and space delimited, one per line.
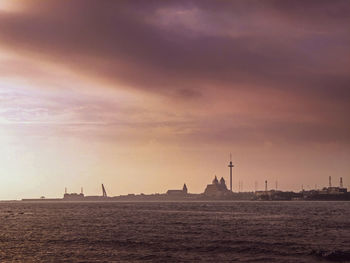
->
0, 0, 349, 144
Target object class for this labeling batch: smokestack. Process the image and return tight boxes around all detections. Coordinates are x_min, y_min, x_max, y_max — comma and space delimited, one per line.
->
329, 176, 332, 187
340, 177, 343, 188
265, 180, 267, 192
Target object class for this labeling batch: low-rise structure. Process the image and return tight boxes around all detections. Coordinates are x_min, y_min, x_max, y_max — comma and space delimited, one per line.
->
167, 184, 188, 196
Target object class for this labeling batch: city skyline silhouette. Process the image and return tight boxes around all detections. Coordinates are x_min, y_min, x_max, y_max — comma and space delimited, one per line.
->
0, 0, 349, 201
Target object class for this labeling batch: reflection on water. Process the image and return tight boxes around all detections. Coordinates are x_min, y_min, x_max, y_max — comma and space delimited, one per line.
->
0, 201, 349, 262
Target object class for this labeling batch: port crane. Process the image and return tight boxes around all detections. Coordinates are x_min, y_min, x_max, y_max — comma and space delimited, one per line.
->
102, 184, 108, 197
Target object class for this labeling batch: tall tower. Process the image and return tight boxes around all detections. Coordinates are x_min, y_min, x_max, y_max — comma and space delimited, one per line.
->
340, 177, 343, 188
228, 153, 234, 192
329, 176, 332, 188
265, 180, 268, 192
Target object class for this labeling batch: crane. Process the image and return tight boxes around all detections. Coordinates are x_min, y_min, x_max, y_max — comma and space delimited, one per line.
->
102, 184, 108, 197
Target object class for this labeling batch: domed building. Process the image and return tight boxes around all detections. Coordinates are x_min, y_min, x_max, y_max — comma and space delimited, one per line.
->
204, 176, 231, 197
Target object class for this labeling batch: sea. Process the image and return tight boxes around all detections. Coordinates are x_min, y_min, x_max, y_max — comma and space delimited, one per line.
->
0, 201, 349, 262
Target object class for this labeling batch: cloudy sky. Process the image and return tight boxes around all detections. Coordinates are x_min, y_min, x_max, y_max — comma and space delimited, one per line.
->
0, 0, 349, 199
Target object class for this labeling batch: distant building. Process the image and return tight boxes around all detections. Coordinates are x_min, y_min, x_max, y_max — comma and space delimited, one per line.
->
204, 176, 231, 197
305, 177, 347, 199
63, 192, 84, 200
254, 190, 299, 201
167, 184, 188, 196
317, 186, 347, 195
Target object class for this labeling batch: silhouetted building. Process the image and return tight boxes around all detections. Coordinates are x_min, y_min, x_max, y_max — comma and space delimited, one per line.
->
295, 177, 348, 200
204, 176, 231, 197
318, 186, 347, 195
254, 190, 300, 201
167, 183, 188, 196
315, 176, 348, 195
63, 186, 85, 200
63, 192, 85, 200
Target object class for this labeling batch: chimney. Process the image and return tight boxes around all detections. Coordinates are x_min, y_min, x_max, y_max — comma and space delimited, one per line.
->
329, 176, 332, 188
340, 177, 343, 188
265, 180, 268, 192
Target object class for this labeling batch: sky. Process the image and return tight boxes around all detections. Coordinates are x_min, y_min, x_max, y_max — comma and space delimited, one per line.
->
0, 0, 349, 199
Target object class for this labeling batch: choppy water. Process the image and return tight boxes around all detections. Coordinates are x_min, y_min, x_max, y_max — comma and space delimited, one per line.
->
0, 201, 349, 262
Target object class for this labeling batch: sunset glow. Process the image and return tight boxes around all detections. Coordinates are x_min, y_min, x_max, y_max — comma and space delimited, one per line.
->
0, 0, 349, 199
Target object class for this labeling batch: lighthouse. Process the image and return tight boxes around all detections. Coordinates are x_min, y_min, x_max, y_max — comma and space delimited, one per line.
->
228, 153, 234, 192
